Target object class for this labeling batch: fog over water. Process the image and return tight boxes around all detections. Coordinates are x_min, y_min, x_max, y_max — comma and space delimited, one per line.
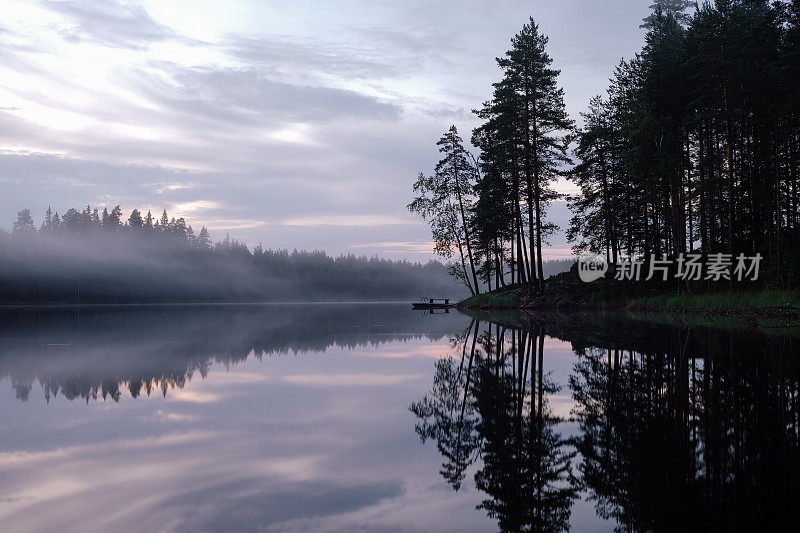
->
0, 216, 465, 303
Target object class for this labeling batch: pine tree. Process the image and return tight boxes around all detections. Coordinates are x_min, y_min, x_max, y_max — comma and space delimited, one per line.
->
12, 208, 35, 234
409, 127, 481, 295
196, 226, 212, 250
172, 217, 189, 246
128, 209, 143, 229
569, 96, 621, 263
500, 18, 572, 291
434, 126, 481, 294
474, 72, 530, 285
641, 0, 692, 29
105, 205, 123, 230
640, 10, 689, 254
40, 207, 53, 233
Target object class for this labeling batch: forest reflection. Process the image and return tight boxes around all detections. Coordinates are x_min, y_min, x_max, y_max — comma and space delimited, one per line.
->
411, 313, 800, 532
0, 304, 459, 403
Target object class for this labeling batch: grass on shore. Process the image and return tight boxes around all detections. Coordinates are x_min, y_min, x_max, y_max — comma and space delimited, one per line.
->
626, 289, 800, 313
458, 274, 800, 316
458, 290, 522, 309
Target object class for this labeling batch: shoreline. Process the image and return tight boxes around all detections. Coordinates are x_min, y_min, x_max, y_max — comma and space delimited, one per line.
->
456, 282, 800, 319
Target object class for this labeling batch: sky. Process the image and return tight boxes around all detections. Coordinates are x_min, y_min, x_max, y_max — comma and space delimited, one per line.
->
0, 0, 649, 260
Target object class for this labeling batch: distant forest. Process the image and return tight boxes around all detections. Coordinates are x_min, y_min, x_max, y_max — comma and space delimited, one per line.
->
0, 205, 465, 303
0, 205, 574, 303
411, 0, 800, 294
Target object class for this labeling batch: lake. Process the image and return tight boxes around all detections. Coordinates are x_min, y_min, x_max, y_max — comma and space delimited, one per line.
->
0, 304, 798, 532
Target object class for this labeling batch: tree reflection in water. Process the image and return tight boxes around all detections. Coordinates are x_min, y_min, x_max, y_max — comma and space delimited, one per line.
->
0, 304, 462, 403
411, 319, 577, 532
3, 306, 799, 530
570, 321, 800, 531
412, 313, 800, 532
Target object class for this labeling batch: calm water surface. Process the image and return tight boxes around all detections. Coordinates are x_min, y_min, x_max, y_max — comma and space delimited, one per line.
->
0, 304, 797, 532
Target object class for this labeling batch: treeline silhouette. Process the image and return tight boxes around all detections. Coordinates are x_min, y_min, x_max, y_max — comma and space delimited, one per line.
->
567, 318, 800, 531
412, 0, 800, 294
0, 205, 463, 303
412, 312, 800, 531
569, 0, 800, 283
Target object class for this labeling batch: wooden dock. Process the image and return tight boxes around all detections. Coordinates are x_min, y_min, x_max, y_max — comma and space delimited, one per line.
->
412, 298, 454, 312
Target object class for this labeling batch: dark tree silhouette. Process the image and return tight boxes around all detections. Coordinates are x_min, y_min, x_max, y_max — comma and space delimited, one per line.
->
412, 320, 577, 532
416, 3, 800, 294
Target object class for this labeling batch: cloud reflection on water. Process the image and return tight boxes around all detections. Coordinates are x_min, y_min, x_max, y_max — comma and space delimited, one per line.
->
0, 304, 491, 532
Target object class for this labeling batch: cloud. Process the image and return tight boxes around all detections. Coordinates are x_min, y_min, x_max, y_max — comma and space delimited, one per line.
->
0, 151, 432, 250
190, 217, 268, 231
0, 151, 194, 207
226, 34, 402, 80
168, 389, 222, 403
166, 65, 402, 123
280, 214, 413, 227
155, 182, 194, 194
168, 200, 222, 218
349, 344, 446, 359
161, 479, 404, 532
147, 410, 200, 423
0, 2, 446, 257
43, 0, 179, 50
280, 373, 424, 386
350, 240, 434, 254
0, 0, 652, 259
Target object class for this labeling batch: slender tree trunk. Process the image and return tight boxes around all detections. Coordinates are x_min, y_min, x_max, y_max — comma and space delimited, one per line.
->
448, 202, 475, 295
530, 103, 544, 292
523, 84, 540, 294
525, 178, 537, 290
511, 161, 528, 284
723, 71, 735, 254
517, 203, 528, 284
699, 125, 708, 251
453, 163, 481, 295
597, 143, 615, 263
533, 182, 545, 291
510, 223, 516, 284
519, 214, 531, 285
687, 138, 693, 253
